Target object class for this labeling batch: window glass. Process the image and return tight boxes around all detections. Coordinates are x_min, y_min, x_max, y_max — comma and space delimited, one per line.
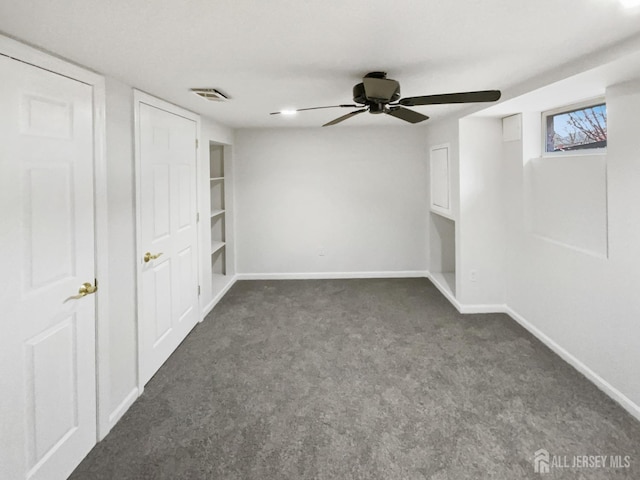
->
545, 103, 607, 153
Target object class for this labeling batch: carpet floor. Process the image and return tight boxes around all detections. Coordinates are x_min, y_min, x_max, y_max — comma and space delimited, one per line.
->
70, 278, 640, 479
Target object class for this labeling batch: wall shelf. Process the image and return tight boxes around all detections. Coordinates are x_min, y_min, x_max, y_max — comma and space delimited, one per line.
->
430, 208, 455, 222
429, 212, 456, 298
209, 144, 228, 289
211, 240, 225, 255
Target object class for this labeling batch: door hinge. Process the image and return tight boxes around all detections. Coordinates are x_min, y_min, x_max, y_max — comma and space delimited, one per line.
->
196, 212, 200, 223
197, 285, 201, 296
196, 139, 199, 149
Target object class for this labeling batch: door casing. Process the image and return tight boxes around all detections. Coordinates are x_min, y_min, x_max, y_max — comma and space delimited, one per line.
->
133, 90, 202, 394
0, 35, 112, 441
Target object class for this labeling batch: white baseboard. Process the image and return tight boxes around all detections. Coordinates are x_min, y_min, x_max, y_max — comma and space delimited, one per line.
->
504, 306, 640, 423
427, 271, 506, 314
458, 304, 507, 314
202, 275, 237, 319
103, 276, 239, 439
235, 270, 429, 280
428, 272, 461, 311
426, 274, 640, 420
105, 387, 139, 435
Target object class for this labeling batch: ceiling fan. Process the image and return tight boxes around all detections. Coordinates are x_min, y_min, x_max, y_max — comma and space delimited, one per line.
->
270, 72, 501, 126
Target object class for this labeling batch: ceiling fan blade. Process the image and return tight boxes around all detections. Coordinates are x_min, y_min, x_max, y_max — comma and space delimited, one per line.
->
386, 106, 429, 124
323, 108, 368, 127
363, 77, 400, 102
399, 90, 501, 107
270, 104, 358, 115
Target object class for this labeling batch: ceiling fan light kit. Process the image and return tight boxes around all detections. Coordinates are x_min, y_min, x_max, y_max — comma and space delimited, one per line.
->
271, 71, 501, 126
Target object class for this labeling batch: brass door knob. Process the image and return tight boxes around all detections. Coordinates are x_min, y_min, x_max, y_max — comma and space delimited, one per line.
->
80, 282, 97, 295
144, 252, 163, 263
65, 281, 98, 302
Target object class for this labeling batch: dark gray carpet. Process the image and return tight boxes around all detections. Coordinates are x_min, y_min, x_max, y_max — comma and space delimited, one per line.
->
70, 279, 640, 479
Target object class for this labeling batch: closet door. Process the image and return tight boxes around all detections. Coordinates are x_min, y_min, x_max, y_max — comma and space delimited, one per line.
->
0, 55, 97, 480
138, 101, 200, 386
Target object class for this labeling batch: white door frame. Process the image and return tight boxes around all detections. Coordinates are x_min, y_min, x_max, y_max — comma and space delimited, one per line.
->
0, 35, 112, 440
133, 90, 202, 395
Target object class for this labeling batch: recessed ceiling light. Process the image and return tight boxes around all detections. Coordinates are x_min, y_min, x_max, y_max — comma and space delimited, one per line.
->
620, 0, 640, 8
280, 110, 297, 115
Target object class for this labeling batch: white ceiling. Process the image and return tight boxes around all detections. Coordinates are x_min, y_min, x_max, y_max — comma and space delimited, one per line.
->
475, 46, 640, 118
1, 0, 640, 128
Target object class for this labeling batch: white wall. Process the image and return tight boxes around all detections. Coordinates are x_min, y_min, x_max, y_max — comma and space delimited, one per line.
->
424, 119, 460, 297
199, 119, 235, 311
222, 144, 236, 278
527, 154, 608, 256
202, 116, 234, 146
103, 79, 234, 434
503, 84, 640, 413
234, 126, 429, 276
104, 77, 137, 424
458, 117, 505, 306
424, 120, 460, 220
425, 117, 506, 306
424, 68, 640, 416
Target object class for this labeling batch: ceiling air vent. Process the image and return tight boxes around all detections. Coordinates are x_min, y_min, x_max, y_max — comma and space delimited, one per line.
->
190, 88, 229, 102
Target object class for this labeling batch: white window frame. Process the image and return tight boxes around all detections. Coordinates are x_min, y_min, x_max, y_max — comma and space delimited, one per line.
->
542, 97, 607, 157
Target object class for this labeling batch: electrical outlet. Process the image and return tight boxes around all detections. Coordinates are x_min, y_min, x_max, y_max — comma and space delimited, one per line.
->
318, 247, 325, 257
470, 270, 478, 282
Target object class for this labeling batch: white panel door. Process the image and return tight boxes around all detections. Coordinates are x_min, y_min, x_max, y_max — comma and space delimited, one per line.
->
139, 103, 199, 385
0, 56, 96, 480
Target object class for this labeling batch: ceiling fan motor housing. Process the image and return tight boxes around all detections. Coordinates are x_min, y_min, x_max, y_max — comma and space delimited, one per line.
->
368, 103, 386, 114
353, 75, 401, 106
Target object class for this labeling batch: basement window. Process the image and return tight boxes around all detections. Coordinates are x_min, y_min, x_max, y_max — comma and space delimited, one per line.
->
543, 100, 607, 154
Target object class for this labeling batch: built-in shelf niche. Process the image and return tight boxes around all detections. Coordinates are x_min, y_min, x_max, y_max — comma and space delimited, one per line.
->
210, 148, 224, 178
209, 143, 227, 289
212, 248, 226, 278
211, 216, 225, 250
430, 212, 456, 297
210, 181, 225, 212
